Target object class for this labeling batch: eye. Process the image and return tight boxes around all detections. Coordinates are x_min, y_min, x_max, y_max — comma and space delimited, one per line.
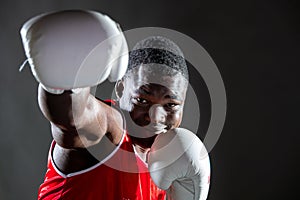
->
166, 103, 177, 108
164, 103, 180, 110
134, 97, 148, 104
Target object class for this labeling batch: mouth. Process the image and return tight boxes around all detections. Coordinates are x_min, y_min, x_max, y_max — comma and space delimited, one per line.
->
144, 123, 168, 134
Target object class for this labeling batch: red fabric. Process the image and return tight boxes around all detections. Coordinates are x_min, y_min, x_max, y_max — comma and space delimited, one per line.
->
38, 133, 166, 200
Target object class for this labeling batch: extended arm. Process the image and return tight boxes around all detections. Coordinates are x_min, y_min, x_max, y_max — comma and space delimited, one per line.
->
20, 10, 128, 173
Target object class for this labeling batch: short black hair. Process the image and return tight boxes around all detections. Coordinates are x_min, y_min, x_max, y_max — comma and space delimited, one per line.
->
126, 36, 189, 81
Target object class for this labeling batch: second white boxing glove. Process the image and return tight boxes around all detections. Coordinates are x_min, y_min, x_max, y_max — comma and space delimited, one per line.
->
148, 128, 211, 200
20, 10, 128, 91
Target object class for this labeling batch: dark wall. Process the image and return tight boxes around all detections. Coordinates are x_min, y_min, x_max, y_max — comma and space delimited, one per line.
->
0, 0, 299, 199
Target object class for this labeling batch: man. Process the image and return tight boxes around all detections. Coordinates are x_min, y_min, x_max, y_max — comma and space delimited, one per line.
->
20, 10, 210, 200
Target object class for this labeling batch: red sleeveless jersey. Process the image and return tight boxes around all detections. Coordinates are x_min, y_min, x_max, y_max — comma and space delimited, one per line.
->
37, 132, 166, 200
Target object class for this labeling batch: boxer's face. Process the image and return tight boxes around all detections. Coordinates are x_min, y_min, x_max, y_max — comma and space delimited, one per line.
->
118, 64, 188, 138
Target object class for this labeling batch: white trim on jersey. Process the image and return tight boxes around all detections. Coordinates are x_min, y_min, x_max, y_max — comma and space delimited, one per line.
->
50, 130, 126, 178
132, 145, 149, 168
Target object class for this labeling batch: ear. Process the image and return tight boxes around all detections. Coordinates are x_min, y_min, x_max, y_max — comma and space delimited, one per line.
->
114, 79, 125, 100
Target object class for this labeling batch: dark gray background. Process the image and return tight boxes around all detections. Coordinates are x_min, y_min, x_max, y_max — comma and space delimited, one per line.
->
0, 0, 299, 199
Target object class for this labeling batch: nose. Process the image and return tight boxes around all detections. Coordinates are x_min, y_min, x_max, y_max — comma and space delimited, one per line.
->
148, 104, 167, 124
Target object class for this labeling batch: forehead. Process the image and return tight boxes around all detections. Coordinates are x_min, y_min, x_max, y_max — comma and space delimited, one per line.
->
136, 83, 184, 101
124, 64, 188, 96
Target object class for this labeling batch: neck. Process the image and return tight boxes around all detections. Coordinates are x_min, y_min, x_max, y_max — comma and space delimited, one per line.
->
130, 135, 157, 149
130, 135, 157, 163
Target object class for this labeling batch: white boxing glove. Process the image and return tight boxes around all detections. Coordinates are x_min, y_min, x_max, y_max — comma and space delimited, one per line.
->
20, 10, 128, 93
148, 128, 210, 200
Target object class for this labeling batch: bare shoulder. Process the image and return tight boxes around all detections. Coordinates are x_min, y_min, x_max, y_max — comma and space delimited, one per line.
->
94, 98, 125, 145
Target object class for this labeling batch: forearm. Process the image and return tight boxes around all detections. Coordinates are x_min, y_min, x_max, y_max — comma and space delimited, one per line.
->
38, 84, 91, 130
